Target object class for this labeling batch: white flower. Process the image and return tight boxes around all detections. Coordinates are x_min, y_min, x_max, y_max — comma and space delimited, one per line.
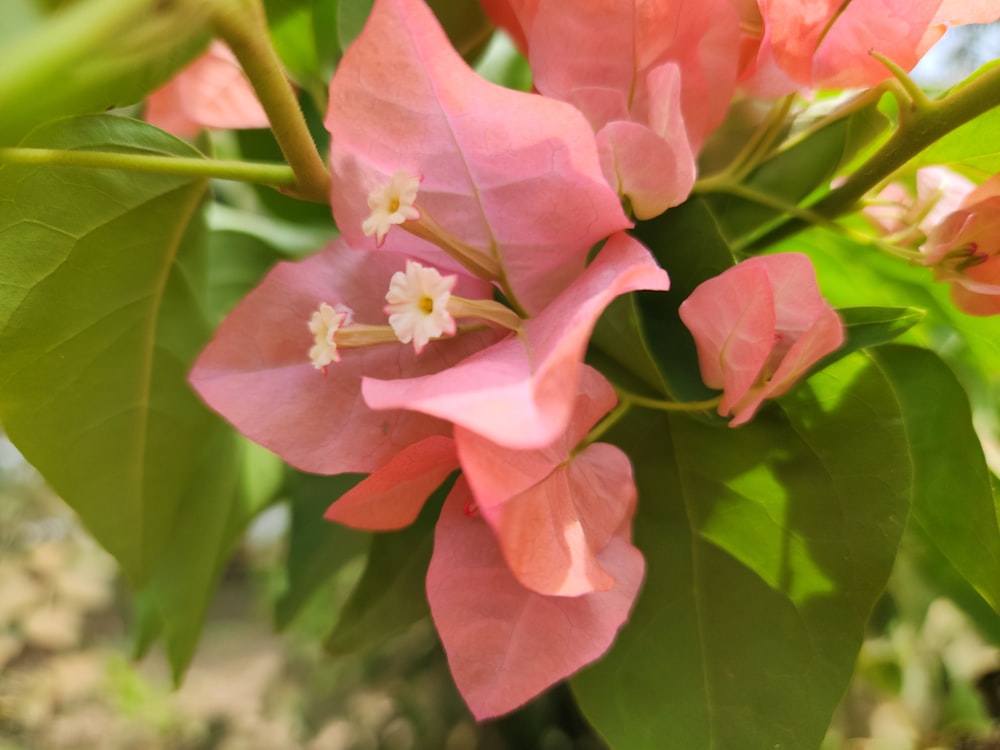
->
384, 261, 457, 353
362, 169, 421, 245
308, 302, 354, 369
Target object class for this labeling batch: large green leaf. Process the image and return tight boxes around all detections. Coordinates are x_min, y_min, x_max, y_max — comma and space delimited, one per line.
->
132, 436, 282, 681
0, 0, 209, 145
573, 353, 911, 749
274, 471, 370, 630
872, 345, 1000, 612
0, 114, 215, 585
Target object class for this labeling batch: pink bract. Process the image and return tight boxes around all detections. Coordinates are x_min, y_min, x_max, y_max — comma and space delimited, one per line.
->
679, 253, 845, 426
482, 0, 741, 217
426, 478, 644, 720
864, 166, 976, 246
743, 0, 1000, 91
188, 239, 501, 475
361, 232, 670, 449
921, 173, 1000, 316
325, 435, 459, 530
145, 41, 270, 138
456, 367, 636, 597
325, 0, 630, 315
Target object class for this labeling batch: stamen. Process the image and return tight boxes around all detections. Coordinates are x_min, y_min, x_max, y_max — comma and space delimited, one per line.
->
308, 302, 354, 370
362, 169, 422, 246
384, 261, 458, 354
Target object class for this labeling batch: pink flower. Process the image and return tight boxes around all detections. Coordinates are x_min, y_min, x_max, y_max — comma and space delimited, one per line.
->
362, 232, 669, 449
325, 0, 630, 314
921, 173, 1000, 316
188, 239, 502, 476
678, 253, 845, 426
864, 166, 976, 246
145, 41, 270, 138
481, 0, 742, 218
740, 0, 1000, 92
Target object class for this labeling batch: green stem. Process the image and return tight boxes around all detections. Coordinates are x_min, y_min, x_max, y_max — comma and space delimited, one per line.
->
206, 0, 330, 203
746, 61, 1000, 252
0, 147, 296, 186
620, 390, 722, 413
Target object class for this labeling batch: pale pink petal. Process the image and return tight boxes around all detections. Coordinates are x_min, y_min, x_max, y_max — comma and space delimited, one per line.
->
678, 263, 775, 414
146, 41, 269, 137
427, 479, 644, 720
950, 284, 1000, 316
362, 233, 670, 449
762, 0, 975, 89
325, 0, 629, 314
729, 305, 844, 426
919, 0, 1000, 57
526, 0, 741, 150
457, 368, 633, 596
189, 240, 500, 474
597, 121, 694, 219
325, 436, 459, 530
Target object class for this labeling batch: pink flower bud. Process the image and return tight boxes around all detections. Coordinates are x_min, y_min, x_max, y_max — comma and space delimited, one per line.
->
679, 253, 845, 426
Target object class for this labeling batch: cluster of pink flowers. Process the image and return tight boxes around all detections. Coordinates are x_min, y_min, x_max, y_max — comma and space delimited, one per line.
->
160, 0, 1000, 720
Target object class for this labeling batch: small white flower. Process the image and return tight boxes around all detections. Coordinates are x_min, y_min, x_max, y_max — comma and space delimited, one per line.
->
384, 261, 457, 353
362, 169, 422, 246
308, 302, 354, 369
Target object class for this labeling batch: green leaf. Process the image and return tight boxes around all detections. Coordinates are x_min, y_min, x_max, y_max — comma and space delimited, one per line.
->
0, 114, 220, 586
812, 305, 925, 371
324, 478, 453, 655
206, 202, 336, 260
573, 353, 911, 749
630, 197, 735, 402
425, 0, 492, 60
0, 0, 209, 145
336, 0, 373, 51
589, 294, 670, 397
132, 435, 282, 681
337, 0, 492, 61
871, 345, 1000, 612
275, 471, 370, 630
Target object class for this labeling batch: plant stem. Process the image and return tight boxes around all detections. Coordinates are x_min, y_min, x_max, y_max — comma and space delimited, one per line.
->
206, 0, 330, 203
745, 61, 1000, 252
621, 390, 722, 413
0, 147, 297, 186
